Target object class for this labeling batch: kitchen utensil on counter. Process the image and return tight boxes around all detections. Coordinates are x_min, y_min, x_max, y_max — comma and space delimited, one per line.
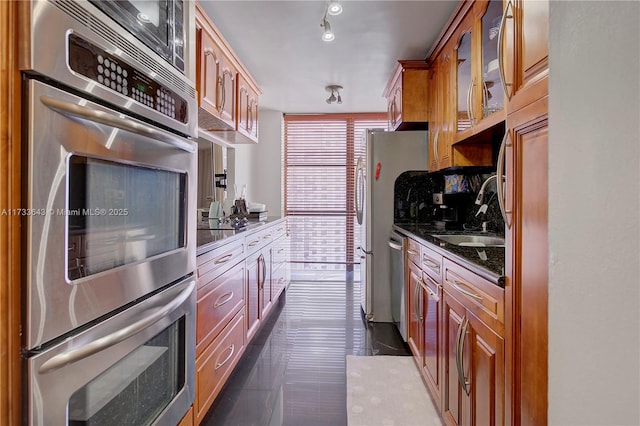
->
209, 200, 223, 219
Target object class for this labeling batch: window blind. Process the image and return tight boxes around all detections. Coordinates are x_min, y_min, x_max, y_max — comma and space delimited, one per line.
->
283, 113, 387, 270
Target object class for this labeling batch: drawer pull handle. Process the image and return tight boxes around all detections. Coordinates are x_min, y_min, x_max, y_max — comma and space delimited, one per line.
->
213, 291, 234, 308
421, 279, 437, 298
263, 234, 272, 239
214, 253, 234, 265
215, 344, 235, 370
278, 249, 285, 254
248, 240, 260, 247
453, 280, 483, 300
407, 249, 419, 256
422, 256, 440, 272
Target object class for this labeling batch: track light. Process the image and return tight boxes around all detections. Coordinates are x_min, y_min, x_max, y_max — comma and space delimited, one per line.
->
325, 85, 343, 104
327, 1, 343, 16
320, 1, 343, 41
321, 19, 334, 42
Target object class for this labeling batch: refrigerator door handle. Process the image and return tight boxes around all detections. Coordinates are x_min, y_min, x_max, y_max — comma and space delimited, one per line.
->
357, 246, 373, 255
355, 157, 364, 225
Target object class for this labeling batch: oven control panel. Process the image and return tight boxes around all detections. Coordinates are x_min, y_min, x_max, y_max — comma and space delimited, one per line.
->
67, 33, 188, 124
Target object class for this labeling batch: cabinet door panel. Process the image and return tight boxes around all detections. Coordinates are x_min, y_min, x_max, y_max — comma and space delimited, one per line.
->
422, 274, 441, 403
469, 312, 504, 426
259, 249, 273, 319
198, 27, 221, 117
407, 260, 423, 361
443, 291, 468, 426
246, 252, 261, 342
506, 96, 548, 426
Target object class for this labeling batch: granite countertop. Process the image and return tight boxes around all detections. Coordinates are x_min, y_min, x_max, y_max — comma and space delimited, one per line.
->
393, 223, 505, 287
196, 216, 285, 256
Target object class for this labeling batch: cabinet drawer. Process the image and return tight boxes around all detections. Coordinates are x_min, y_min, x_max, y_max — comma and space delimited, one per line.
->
197, 239, 245, 284
245, 232, 265, 255
196, 261, 246, 355
272, 238, 289, 266
443, 259, 504, 335
407, 238, 421, 266
196, 311, 245, 422
271, 262, 287, 301
271, 222, 287, 239
420, 245, 442, 281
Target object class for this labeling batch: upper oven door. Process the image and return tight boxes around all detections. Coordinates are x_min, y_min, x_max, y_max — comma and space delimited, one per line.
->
89, 0, 185, 72
24, 79, 197, 350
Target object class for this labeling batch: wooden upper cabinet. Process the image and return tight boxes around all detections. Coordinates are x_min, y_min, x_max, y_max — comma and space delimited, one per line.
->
454, 13, 474, 136
195, 3, 262, 144
197, 25, 222, 121
449, 0, 507, 144
196, 14, 236, 131
383, 60, 429, 131
237, 73, 259, 143
429, 39, 492, 172
502, 0, 549, 113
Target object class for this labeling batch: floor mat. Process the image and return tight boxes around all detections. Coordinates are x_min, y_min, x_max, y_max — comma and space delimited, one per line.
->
346, 355, 442, 426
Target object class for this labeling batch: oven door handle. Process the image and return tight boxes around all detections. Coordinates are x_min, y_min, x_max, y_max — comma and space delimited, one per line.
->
39, 96, 196, 153
38, 280, 195, 374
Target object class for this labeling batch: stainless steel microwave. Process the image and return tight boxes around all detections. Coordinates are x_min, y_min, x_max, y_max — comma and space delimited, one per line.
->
90, 0, 191, 75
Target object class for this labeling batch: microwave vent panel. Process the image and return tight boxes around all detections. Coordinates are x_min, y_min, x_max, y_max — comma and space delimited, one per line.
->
52, 0, 196, 99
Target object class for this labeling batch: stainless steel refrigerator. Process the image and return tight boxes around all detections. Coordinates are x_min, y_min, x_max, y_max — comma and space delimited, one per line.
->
355, 129, 429, 323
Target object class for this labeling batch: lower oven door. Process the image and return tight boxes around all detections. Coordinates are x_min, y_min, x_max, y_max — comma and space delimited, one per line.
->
26, 277, 196, 426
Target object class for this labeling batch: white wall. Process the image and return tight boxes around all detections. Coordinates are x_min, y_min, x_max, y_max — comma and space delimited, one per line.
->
549, 1, 639, 424
228, 109, 283, 215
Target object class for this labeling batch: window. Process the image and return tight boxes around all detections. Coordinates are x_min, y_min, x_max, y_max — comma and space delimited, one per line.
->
283, 114, 387, 275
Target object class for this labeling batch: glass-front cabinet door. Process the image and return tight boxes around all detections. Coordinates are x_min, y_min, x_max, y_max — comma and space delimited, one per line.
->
455, 28, 473, 133
479, 0, 505, 119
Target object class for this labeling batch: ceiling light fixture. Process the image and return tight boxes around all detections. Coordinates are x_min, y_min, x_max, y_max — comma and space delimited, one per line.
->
327, 1, 343, 16
325, 85, 343, 104
321, 19, 335, 42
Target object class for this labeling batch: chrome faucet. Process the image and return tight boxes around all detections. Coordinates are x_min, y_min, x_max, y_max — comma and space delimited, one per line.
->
475, 174, 498, 217
475, 174, 497, 205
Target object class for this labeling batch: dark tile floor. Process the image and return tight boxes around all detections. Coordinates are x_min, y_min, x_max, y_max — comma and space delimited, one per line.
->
201, 279, 411, 426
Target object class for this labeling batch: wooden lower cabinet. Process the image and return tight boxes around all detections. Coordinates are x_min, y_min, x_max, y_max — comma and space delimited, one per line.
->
196, 261, 246, 357
443, 291, 468, 425
194, 219, 290, 424
421, 273, 441, 403
407, 259, 423, 362
442, 290, 504, 426
505, 96, 548, 425
246, 246, 272, 342
245, 250, 261, 342
195, 311, 246, 423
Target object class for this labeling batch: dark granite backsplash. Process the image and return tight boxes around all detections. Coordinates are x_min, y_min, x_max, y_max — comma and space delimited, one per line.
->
393, 170, 505, 236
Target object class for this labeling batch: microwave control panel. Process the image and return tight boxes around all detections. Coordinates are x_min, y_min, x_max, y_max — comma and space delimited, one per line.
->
67, 33, 188, 124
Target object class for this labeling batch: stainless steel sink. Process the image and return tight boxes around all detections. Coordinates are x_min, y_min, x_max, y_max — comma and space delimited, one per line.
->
432, 234, 505, 247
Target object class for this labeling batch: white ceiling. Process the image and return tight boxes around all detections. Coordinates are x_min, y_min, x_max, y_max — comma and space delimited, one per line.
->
198, 1, 458, 114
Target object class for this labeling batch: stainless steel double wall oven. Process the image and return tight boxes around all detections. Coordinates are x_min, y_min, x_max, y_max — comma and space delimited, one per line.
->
20, 1, 198, 424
